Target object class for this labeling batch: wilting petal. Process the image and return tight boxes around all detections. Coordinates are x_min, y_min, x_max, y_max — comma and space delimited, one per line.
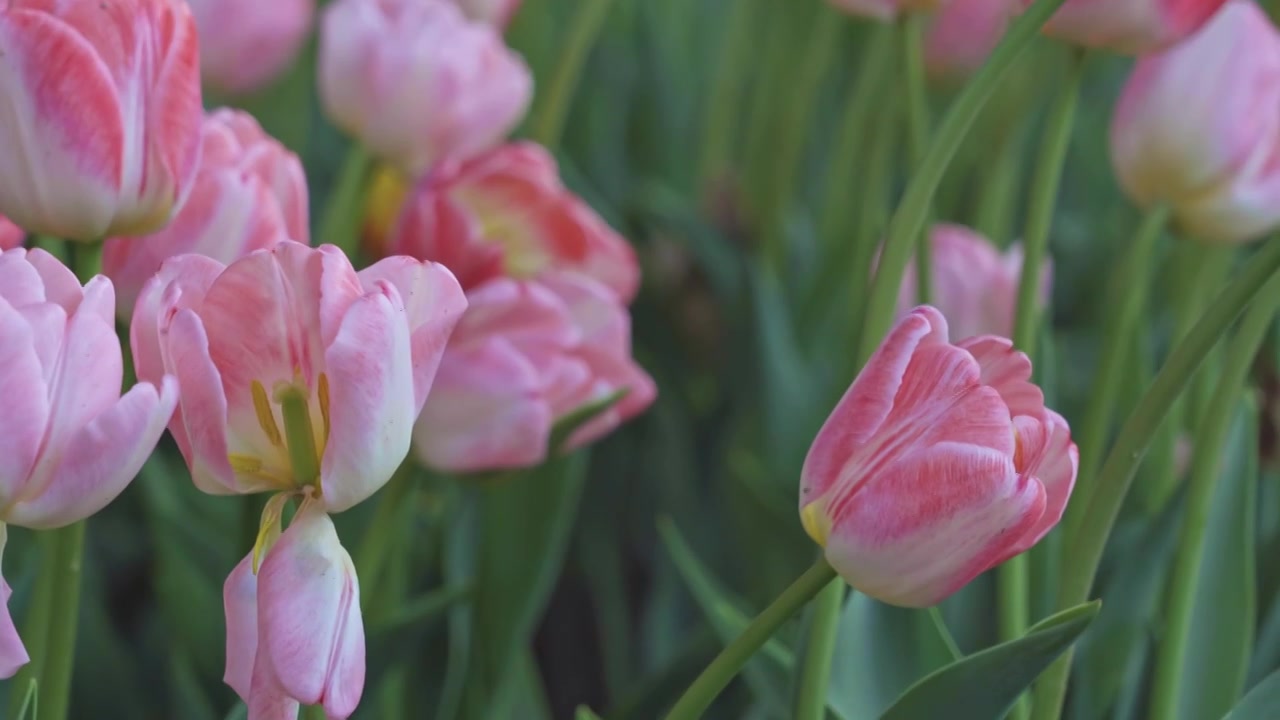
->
223, 553, 259, 703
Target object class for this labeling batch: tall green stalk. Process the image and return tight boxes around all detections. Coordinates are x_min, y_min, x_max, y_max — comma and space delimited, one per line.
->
793, 579, 845, 720
39, 521, 85, 720
901, 14, 932, 305
528, 0, 615, 149
697, 0, 757, 186
1031, 236, 1280, 720
317, 144, 373, 258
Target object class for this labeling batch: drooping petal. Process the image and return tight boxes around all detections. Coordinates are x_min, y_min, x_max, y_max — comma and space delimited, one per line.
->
248, 652, 301, 720
0, 526, 28, 679
0, 297, 49, 506
223, 552, 259, 703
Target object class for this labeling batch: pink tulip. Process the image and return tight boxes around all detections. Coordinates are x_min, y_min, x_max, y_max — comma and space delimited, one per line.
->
130, 243, 467, 511
188, 0, 315, 95
318, 0, 532, 175
1110, 1, 1280, 243
388, 142, 640, 302
104, 109, 308, 318
0, 0, 203, 240
800, 307, 1077, 607
1040, 0, 1230, 54
925, 0, 1022, 80
897, 224, 1051, 341
826, 0, 946, 21
451, 0, 521, 28
0, 217, 23, 251
225, 505, 363, 719
414, 272, 656, 472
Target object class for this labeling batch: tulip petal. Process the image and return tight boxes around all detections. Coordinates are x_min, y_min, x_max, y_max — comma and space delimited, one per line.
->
0, 298, 49, 506
0, 526, 28, 679
958, 335, 1046, 418
248, 657, 301, 720
223, 553, 259, 703
1010, 412, 1078, 552
320, 285, 415, 513
8, 376, 177, 529
164, 309, 239, 494
25, 249, 86, 317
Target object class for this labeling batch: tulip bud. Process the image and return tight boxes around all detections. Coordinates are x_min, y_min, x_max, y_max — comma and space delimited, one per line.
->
1110, 0, 1280, 244
388, 142, 640, 302
826, 0, 946, 21
104, 109, 308, 318
1041, 0, 1230, 54
414, 273, 656, 473
131, 243, 467, 511
924, 0, 1022, 80
187, 0, 315, 96
0, 0, 202, 240
0, 217, 23, 251
800, 307, 1077, 607
318, 0, 532, 175
897, 224, 1052, 341
451, 0, 522, 28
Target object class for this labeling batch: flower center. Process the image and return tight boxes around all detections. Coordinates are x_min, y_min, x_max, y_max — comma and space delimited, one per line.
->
228, 373, 331, 491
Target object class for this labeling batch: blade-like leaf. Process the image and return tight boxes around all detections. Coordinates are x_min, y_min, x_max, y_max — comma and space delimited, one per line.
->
1225, 666, 1280, 719
14, 679, 35, 720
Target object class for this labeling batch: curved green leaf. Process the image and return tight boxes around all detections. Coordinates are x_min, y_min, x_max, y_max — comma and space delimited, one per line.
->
1225, 667, 1280, 719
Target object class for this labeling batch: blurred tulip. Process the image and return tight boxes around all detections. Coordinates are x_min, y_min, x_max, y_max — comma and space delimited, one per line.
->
897, 224, 1051, 340
826, 0, 945, 21
0, 0, 202, 240
1110, 1, 1280, 243
1040, 0, 1230, 54
799, 307, 1077, 607
131, 243, 466, 511
388, 142, 640, 301
0, 217, 23, 251
361, 163, 412, 261
318, 0, 532, 175
414, 272, 656, 472
188, 0, 315, 95
925, 0, 1022, 80
452, 0, 521, 28
224, 505, 363, 720
104, 109, 308, 318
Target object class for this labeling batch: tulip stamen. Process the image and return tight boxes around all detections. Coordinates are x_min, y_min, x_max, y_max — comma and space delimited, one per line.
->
251, 380, 284, 448
318, 373, 332, 458
227, 454, 292, 488
274, 382, 322, 489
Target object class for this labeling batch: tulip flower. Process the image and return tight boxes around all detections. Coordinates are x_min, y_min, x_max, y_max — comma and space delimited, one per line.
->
826, 0, 945, 21
130, 242, 467, 512
925, 0, 1022, 80
104, 109, 308, 318
388, 143, 640, 302
1110, 1, 1280, 244
452, 0, 522, 28
897, 224, 1051, 340
0, 246, 179, 675
318, 0, 532, 175
1040, 0, 1230, 54
188, 0, 315, 95
799, 306, 1076, 607
0, 217, 23, 251
0, 0, 203, 240
414, 272, 656, 472
224, 504, 363, 719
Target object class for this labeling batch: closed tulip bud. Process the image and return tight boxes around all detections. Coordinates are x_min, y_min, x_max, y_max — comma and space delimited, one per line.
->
800, 307, 1077, 607
1110, 1, 1280, 243
897, 224, 1051, 341
104, 109, 309, 318
389, 142, 640, 302
0, 0, 203, 240
415, 273, 656, 473
826, 0, 946, 21
451, 0, 521, 28
188, 0, 315, 95
224, 505, 364, 719
1040, 0, 1230, 54
318, 0, 532, 175
131, 243, 467, 511
925, 0, 1022, 80
0, 217, 23, 251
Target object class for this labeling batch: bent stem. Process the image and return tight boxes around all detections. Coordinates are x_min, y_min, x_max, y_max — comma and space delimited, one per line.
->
1031, 236, 1280, 720
40, 521, 86, 720
664, 558, 838, 720
355, 464, 415, 610
1147, 268, 1280, 720
317, 143, 373, 258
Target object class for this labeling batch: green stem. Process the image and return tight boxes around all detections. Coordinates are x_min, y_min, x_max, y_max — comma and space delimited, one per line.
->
856, 0, 1071, 364
1031, 235, 1280, 720
1147, 266, 1280, 720
39, 521, 85, 720
793, 579, 845, 720
300, 704, 327, 720
9, 533, 56, 719
973, 126, 1026, 245
665, 559, 839, 720
1062, 206, 1169, 540
528, 0, 615, 150
902, 14, 932, 306
317, 144, 372, 258
697, 0, 756, 186
355, 466, 414, 610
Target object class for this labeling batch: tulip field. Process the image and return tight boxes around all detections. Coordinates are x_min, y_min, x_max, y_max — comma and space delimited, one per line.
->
3, 0, 1280, 719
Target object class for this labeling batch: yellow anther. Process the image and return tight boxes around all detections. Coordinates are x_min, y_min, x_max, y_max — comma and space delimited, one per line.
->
251, 380, 283, 447
228, 454, 264, 475
801, 501, 832, 548
318, 372, 331, 449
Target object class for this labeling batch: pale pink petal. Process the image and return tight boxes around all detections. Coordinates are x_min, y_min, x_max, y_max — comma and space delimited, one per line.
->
223, 553, 259, 703
248, 653, 301, 720
0, 574, 26, 679
0, 297, 49, 506
24, 249, 86, 316
957, 335, 1046, 417
0, 249, 46, 307
163, 309, 239, 494
1009, 411, 1078, 552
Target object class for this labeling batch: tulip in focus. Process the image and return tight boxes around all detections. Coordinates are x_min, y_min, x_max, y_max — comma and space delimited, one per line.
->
388, 143, 641, 302
0, 246, 179, 675
104, 109, 308, 317
0, 0, 203, 240
897, 224, 1051, 340
1040, 0, 1230, 54
452, 0, 522, 28
925, 0, 1022, 80
414, 273, 656, 472
799, 306, 1077, 607
826, 0, 945, 21
188, 0, 315, 95
0, 217, 23, 251
318, 0, 532, 175
1110, 1, 1280, 244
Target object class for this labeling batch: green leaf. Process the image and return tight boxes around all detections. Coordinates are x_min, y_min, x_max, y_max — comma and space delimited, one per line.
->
576, 706, 604, 720
1225, 666, 1280, 719
1173, 400, 1259, 720
549, 389, 628, 453
879, 600, 1101, 720
14, 679, 36, 720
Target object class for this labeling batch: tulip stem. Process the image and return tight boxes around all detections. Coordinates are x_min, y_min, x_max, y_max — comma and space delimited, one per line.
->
857, 0, 1070, 364
697, 0, 755, 186
1031, 236, 1280, 720
664, 558, 838, 720
356, 464, 415, 610
793, 578, 845, 720
317, 143, 372, 258
901, 13, 932, 306
528, 0, 614, 151
301, 704, 327, 720
1148, 268, 1280, 720
39, 520, 85, 720
9, 533, 56, 719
